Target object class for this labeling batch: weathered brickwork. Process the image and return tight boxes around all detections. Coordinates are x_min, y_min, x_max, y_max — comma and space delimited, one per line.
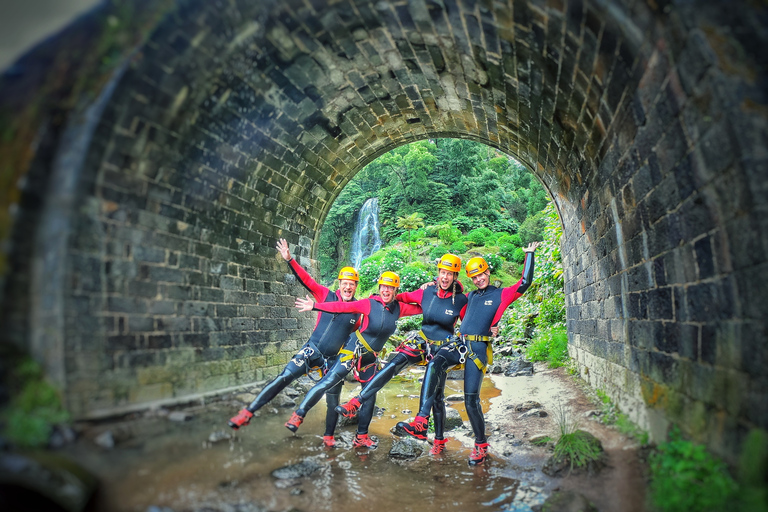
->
0, 0, 766, 462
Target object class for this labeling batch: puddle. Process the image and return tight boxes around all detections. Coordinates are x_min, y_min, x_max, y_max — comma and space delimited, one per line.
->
65, 371, 526, 512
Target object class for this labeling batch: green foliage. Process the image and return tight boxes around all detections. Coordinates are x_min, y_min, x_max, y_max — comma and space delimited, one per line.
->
466, 227, 493, 245
553, 405, 603, 470
450, 241, 467, 254
2, 358, 69, 448
649, 426, 738, 512
428, 245, 450, 261
594, 388, 649, 445
396, 315, 423, 334
525, 326, 569, 367
399, 264, 433, 292
439, 225, 462, 245
484, 253, 504, 273
359, 260, 382, 291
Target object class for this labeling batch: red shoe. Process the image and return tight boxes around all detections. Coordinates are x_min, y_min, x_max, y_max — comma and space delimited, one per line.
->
323, 435, 336, 447
353, 433, 378, 449
285, 412, 304, 432
228, 408, 253, 430
335, 397, 362, 418
430, 438, 448, 455
469, 442, 490, 465
395, 415, 428, 441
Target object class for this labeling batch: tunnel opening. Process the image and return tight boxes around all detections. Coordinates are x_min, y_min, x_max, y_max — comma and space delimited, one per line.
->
0, 0, 765, 469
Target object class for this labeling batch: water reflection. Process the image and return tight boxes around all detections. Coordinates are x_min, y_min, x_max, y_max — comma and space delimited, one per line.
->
68, 372, 519, 512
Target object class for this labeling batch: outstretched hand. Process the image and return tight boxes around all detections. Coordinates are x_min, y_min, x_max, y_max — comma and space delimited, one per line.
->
295, 295, 315, 312
276, 238, 292, 261
420, 281, 436, 290
524, 241, 541, 253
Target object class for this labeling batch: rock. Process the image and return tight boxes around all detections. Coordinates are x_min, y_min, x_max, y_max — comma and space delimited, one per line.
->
168, 411, 193, 422
520, 409, 548, 419
274, 392, 296, 408
145, 507, 175, 512
95, 430, 115, 449
402, 409, 412, 415
540, 490, 597, 512
445, 393, 464, 402
584, 410, 602, 418
271, 459, 323, 479
505, 358, 534, 377
208, 430, 232, 443
48, 425, 77, 449
0, 452, 98, 512
515, 400, 543, 412
495, 345, 517, 357
235, 393, 257, 404
274, 478, 301, 489
444, 408, 464, 430
283, 386, 300, 398
446, 369, 464, 380
389, 438, 428, 460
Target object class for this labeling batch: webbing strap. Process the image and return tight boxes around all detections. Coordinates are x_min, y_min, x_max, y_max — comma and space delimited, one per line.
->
354, 330, 377, 355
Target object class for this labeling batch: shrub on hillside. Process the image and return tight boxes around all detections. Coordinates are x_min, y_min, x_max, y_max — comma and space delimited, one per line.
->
399, 264, 433, 292
466, 227, 493, 245
484, 253, 504, 273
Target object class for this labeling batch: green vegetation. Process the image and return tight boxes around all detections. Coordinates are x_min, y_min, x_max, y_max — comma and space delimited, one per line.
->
1, 357, 69, 448
649, 426, 737, 512
319, 139, 549, 282
594, 388, 649, 445
552, 404, 603, 471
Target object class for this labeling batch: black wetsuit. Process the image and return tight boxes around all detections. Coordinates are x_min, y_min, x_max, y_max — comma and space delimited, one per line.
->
353, 282, 467, 439
293, 295, 421, 435
415, 252, 535, 444
243, 259, 359, 436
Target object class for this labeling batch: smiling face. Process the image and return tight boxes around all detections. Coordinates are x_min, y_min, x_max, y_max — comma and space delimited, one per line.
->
437, 268, 456, 291
470, 270, 491, 290
338, 279, 358, 301
378, 284, 397, 303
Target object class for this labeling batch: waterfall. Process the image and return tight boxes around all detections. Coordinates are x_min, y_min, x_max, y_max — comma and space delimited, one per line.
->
349, 197, 382, 269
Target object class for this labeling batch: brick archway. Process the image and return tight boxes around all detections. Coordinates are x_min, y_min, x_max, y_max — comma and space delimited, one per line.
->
1, 0, 766, 462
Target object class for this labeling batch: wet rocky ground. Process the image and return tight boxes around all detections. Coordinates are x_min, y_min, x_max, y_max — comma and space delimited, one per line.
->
27, 358, 649, 512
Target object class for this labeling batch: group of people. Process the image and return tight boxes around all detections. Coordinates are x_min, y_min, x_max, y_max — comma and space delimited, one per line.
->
228, 237, 540, 466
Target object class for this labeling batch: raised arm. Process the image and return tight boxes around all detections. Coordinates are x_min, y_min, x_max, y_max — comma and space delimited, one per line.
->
398, 301, 423, 318
279, 238, 329, 302
296, 296, 371, 315
395, 288, 424, 304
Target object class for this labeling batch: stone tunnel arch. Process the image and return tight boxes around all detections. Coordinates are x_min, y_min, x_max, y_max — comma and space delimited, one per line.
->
1, 0, 766, 465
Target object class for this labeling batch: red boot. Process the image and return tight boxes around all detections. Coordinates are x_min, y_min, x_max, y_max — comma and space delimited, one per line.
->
335, 397, 362, 418
353, 433, 378, 449
228, 408, 253, 430
468, 442, 490, 465
322, 435, 336, 447
396, 415, 429, 440
430, 438, 448, 455
285, 412, 304, 432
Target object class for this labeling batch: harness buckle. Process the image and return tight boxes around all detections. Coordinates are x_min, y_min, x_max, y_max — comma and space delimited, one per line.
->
457, 343, 468, 364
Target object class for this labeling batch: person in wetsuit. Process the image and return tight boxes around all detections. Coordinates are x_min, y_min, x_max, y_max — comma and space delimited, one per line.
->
334, 254, 468, 455
227, 238, 361, 448
286, 271, 422, 448
397, 242, 541, 465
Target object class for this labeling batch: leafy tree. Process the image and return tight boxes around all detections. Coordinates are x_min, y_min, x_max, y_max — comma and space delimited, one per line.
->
396, 212, 425, 262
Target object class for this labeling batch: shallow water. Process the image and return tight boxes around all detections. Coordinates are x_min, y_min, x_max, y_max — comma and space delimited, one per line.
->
68, 372, 526, 512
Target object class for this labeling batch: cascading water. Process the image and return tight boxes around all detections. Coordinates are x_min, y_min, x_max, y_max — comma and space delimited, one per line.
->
349, 197, 382, 269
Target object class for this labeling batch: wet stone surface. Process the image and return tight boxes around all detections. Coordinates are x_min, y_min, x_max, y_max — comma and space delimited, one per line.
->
53, 364, 648, 512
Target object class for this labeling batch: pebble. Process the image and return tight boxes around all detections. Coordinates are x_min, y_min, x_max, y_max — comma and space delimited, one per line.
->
168, 411, 193, 422
95, 430, 115, 450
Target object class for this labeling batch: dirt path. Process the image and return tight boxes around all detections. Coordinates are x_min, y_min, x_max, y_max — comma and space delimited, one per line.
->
484, 363, 649, 511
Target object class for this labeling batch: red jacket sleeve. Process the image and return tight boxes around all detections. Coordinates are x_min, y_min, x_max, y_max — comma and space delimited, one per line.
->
288, 259, 329, 302
488, 283, 525, 326
312, 298, 372, 315
398, 302, 423, 317
395, 289, 424, 304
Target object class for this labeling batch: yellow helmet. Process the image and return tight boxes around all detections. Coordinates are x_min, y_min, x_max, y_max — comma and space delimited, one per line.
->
337, 266, 359, 281
465, 257, 489, 278
437, 254, 462, 273
377, 271, 400, 288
